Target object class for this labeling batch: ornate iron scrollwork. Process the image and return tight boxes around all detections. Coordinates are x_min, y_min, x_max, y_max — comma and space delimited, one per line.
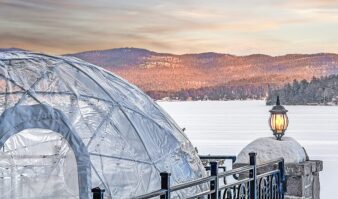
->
259, 177, 270, 199
223, 187, 235, 199
237, 183, 248, 199
271, 174, 279, 199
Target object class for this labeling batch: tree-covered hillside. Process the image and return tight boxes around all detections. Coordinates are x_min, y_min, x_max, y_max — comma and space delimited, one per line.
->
68, 48, 338, 100
266, 75, 338, 105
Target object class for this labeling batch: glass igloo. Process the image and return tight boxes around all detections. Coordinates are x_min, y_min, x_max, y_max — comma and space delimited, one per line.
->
0, 51, 207, 199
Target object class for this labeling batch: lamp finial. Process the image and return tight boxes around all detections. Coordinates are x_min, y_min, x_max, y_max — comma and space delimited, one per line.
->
276, 95, 280, 106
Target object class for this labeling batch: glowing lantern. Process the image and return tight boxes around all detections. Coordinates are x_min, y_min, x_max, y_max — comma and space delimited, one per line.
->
269, 96, 288, 140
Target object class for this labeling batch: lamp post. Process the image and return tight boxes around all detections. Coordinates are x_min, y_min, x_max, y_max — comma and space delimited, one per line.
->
269, 96, 288, 140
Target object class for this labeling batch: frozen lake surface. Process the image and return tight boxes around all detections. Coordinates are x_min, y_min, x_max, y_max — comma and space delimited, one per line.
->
158, 100, 337, 199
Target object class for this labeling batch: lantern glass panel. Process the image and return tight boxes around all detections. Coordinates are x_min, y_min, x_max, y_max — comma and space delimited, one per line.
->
270, 113, 288, 133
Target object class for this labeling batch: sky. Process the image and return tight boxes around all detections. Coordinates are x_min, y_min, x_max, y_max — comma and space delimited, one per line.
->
1, 0, 338, 55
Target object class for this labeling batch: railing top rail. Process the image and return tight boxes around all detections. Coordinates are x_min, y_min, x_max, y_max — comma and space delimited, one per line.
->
218, 165, 253, 178
256, 169, 280, 179
171, 176, 215, 191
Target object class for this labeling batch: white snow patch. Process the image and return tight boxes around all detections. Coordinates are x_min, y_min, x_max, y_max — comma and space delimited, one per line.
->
235, 137, 306, 164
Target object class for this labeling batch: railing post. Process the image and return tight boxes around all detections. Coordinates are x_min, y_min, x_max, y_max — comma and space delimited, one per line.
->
249, 152, 257, 199
160, 172, 171, 199
278, 159, 286, 199
91, 187, 105, 199
210, 162, 219, 199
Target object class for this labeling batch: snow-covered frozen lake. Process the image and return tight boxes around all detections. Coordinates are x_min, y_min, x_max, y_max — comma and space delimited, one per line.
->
158, 100, 337, 199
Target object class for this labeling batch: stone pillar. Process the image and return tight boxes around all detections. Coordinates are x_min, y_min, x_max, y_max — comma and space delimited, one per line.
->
234, 137, 323, 199
285, 160, 323, 199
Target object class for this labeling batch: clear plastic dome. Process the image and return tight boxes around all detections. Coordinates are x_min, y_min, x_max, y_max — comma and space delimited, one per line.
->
0, 51, 207, 199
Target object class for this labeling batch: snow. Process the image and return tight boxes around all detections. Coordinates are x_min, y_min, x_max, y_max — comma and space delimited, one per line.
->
158, 100, 338, 199
235, 137, 306, 164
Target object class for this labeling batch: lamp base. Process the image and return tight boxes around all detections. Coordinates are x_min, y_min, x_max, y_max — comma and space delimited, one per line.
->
274, 133, 284, 140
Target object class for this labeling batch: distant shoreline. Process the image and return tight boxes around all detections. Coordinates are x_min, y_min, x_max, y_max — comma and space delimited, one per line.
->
156, 99, 338, 106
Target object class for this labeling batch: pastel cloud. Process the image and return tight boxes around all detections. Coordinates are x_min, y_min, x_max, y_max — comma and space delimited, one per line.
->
0, 0, 337, 55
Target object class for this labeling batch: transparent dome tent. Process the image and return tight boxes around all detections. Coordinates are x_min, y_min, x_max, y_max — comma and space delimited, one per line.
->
0, 51, 207, 199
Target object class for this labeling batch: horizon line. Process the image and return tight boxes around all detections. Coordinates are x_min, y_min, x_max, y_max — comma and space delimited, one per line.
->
2, 46, 338, 58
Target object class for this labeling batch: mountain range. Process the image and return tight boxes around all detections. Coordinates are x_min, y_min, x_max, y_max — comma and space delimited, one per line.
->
66, 48, 338, 100
2, 48, 338, 100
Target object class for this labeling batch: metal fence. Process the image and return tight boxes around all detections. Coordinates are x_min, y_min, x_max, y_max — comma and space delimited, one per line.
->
92, 152, 286, 199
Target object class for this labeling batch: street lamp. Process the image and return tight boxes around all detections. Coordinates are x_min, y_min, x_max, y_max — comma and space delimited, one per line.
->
269, 96, 288, 140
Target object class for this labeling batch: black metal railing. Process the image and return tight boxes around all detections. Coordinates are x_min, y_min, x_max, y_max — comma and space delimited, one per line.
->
199, 155, 238, 182
92, 153, 285, 199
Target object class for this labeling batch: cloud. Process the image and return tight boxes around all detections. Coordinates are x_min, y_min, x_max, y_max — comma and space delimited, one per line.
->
279, 0, 338, 9
0, 0, 338, 55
